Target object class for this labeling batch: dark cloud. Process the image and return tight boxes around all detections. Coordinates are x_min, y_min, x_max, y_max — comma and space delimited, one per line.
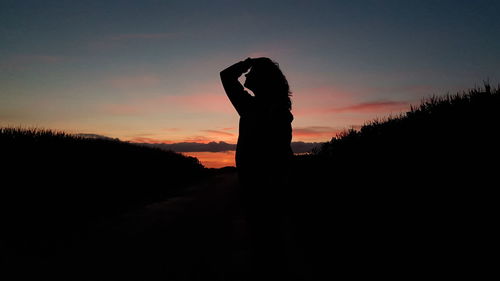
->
291, 141, 323, 153
80, 132, 323, 153
137, 141, 236, 152
201, 130, 235, 136
134, 140, 323, 153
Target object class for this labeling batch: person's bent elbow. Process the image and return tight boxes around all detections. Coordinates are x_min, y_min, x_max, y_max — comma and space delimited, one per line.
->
220, 69, 236, 81
219, 70, 227, 80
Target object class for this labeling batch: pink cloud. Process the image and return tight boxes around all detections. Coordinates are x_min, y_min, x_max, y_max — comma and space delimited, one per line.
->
202, 130, 235, 137
181, 136, 215, 143
293, 126, 343, 140
196, 127, 237, 144
127, 137, 176, 144
292, 84, 411, 116
123, 127, 238, 145
126, 135, 217, 144
329, 101, 410, 113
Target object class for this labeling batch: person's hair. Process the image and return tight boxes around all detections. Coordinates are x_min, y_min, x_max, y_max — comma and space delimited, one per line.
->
251, 57, 292, 110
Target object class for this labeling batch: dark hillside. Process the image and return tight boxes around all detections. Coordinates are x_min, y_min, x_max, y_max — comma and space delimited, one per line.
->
290, 85, 499, 278
296, 84, 499, 188
0, 128, 207, 256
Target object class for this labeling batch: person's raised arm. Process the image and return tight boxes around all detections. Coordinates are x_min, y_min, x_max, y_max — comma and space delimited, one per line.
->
220, 58, 253, 116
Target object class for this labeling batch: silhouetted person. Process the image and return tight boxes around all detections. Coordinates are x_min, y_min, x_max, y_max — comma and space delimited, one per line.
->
220, 57, 296, 280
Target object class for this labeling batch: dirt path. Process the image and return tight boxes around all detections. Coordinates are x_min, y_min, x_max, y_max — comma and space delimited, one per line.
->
78, 171, 254, 280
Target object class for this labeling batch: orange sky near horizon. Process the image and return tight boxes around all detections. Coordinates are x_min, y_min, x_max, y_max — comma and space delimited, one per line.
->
182, 151, 236, 169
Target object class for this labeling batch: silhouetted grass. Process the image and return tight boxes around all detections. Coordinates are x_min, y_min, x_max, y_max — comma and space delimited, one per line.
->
315, 83, 499, 160
290, 84, 499, 278
293, 83, 499, 181
1, 127, 207, 255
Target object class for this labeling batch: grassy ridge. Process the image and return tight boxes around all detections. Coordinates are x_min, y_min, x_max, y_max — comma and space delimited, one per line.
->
290, 85, 499, 278
293, 84, 499, 183
316, 84, 499, 159
1, 128, 207, 253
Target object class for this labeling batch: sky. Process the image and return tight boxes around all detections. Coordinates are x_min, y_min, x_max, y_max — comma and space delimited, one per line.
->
1, 0, 499, 167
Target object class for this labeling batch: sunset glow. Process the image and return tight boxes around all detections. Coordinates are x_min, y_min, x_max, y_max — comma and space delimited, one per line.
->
1, 0, 499, 168
182, 151, 236, 169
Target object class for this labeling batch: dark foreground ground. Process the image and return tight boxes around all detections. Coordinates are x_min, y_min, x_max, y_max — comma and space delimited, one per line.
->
2, 166, 495, 281
3, 170, 310, 281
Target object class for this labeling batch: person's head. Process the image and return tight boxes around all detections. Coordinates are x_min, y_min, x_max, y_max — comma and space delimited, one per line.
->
244, 57, 292, 110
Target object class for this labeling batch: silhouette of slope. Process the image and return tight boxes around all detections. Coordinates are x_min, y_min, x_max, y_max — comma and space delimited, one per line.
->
0, 128, 207, 262
290, 84, 499, 278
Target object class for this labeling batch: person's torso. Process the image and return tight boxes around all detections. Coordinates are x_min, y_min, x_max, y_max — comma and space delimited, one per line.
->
236, 101, 293, 170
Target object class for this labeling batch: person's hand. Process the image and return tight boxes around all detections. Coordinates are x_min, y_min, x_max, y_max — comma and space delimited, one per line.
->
236, 57, 252, 73
221, 57, 253, 78
242, 57, 252, 68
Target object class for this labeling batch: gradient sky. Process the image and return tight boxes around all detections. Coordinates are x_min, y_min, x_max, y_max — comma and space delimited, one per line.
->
1, 0, 499, 151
